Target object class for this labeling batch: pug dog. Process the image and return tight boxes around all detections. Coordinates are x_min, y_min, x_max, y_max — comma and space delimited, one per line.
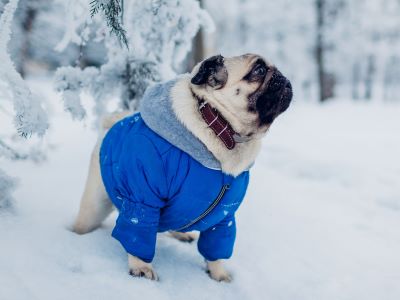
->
73, 54, 293, 282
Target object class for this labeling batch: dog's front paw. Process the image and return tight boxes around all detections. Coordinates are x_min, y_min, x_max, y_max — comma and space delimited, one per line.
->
206, 260, 232, 283
128, 254, 159, 281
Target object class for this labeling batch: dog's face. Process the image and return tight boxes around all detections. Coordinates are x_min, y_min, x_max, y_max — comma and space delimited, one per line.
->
190, 54, 293, 138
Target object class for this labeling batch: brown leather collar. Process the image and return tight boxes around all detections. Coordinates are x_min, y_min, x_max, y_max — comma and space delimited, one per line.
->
198, 100, 237, 150
192, 91, 252, 150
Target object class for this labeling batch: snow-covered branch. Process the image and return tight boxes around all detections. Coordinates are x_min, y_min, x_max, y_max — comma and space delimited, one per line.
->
0, 0, 48, 138
54, 0, 92, 52
54, 66, 100, 120
90, 0, 128, 48
54, 0, 214, 120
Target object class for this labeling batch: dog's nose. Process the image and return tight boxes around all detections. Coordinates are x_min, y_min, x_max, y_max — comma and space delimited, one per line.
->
267, 70, 287, 93
282, 80, 293, 102
268, 70, 293, 105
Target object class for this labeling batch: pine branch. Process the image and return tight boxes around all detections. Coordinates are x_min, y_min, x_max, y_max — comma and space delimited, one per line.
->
90, 0, 128, 48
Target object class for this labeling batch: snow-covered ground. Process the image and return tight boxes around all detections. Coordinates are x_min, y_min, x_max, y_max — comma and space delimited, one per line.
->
1, 81, 400, 300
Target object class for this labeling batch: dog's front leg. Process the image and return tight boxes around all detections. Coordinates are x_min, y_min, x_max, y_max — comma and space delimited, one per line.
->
128, 254, 158, 281
198, 214, 237, 282
206, 260, 232, 282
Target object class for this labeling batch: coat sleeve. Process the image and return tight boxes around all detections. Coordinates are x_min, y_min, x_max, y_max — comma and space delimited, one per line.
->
111, 134, 168, 263
197, 214, 236, 261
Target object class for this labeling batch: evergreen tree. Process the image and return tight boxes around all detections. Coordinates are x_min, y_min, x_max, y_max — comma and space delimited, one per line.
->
55, 0, 213, 120
0, 0, 213, 209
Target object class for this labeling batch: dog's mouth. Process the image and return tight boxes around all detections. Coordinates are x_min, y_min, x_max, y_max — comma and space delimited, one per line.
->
251, 69, 293, 126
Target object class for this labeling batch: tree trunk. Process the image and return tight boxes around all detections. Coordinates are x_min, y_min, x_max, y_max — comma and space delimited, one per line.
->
352, 62, 361, 100
186, 0, 205, 71
238, 0, 248, 46
364, 55, 375, 100
19, 6, 37, 77
315, 0, 334, 102
192, 26, 205, 66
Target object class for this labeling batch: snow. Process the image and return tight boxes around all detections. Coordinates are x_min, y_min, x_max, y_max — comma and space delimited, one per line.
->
1, 80, 400, 300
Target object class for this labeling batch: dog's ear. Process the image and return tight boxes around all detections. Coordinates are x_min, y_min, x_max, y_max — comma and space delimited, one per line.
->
191, 55, 228, 89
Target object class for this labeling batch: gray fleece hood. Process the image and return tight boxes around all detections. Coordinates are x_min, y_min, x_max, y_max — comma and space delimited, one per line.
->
139, 79, 221, 170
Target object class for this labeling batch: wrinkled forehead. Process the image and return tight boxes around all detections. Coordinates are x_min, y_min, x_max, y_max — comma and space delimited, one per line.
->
223, 53, 273, 83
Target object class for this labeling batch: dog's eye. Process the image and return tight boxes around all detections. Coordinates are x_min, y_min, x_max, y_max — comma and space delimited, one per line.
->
243, 61, 268, 82
253, 64, 266, 77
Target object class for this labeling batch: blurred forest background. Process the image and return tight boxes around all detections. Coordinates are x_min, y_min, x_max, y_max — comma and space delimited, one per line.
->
3, 0, 400, 103
1, 0, 400, 206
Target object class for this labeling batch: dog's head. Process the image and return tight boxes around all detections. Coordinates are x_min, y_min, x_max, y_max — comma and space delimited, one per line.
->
190, 54, 293, 138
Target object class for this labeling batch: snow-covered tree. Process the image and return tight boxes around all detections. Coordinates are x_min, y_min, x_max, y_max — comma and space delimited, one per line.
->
0, 0, 49, 209
0, 0, 48, 137
54, 0, 214, 121
1, 0, 213, 209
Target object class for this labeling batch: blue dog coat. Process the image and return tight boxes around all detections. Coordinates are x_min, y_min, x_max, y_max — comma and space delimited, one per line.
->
100, 80, 251, 263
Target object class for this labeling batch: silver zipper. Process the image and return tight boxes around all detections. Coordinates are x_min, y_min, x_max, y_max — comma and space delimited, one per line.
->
174, 184, 230, 232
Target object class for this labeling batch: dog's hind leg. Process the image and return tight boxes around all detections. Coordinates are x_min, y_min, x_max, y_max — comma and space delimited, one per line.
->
168, 231, 198, 243
73, 140, 113, 234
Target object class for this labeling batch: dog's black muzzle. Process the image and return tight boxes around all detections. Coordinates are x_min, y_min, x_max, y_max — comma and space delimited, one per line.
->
256, 70, 293, 125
